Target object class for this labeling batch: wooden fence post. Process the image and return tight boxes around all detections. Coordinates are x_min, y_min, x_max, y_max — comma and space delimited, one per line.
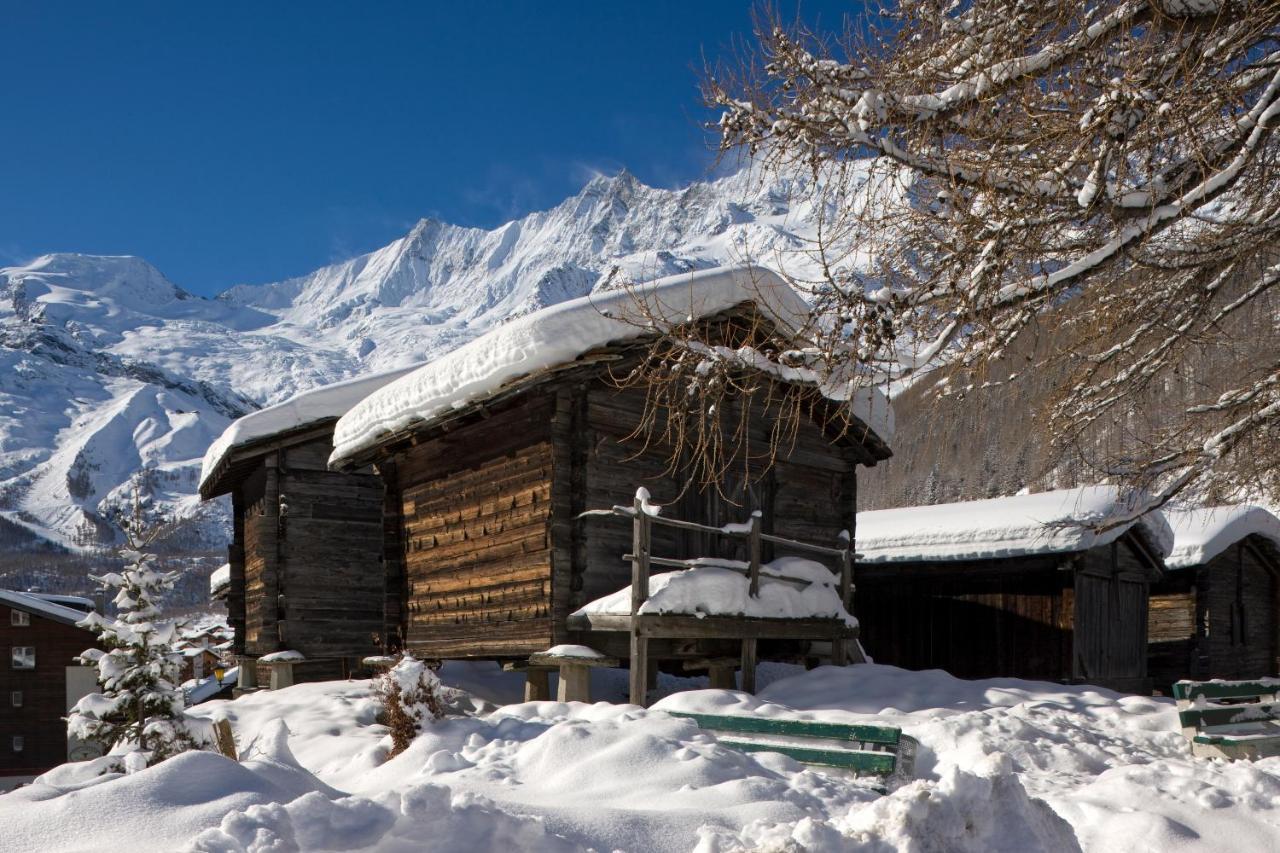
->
630, 492, 651, 706
747, 512, 762, 598
740, 638, 758, 694
839, 529, 853, 614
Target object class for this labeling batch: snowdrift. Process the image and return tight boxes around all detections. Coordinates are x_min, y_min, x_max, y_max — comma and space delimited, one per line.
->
3, 665, 1279, 851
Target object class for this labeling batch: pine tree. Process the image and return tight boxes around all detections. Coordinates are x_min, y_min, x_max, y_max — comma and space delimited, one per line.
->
67, 495, 204, 765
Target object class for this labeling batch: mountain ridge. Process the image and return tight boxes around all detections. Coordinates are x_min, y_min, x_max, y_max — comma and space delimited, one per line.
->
0, 163, 827, 550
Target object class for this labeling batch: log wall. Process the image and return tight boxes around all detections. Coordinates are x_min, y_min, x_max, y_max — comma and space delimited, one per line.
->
395, 396, 557, 658
234, 437, 384, 662
276, 439, 385, 659
1146, 537, 1279, 689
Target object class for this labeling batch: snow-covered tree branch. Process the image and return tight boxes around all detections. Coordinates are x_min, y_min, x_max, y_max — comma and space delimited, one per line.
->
696, 0, 1280, 504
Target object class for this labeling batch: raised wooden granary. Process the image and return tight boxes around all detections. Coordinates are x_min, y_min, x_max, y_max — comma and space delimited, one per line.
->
199, 367, 416, 685
1147, 505, 1280, 692
327, 267, 894, 698
853, 488, 1170, 693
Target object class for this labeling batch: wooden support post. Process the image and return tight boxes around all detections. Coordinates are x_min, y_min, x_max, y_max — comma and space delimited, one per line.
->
632, 494, 651, 614
740, 638, 758, 694
831, 639, 848, 666
213, 719, 238, 761
839, 530, 853, 614
709, 666, 736, 690
524, 668, 550, 702
557, 665, 591, 703
630, 492, 652, 707
747, 512, 762, 598
630, 634, 649, 707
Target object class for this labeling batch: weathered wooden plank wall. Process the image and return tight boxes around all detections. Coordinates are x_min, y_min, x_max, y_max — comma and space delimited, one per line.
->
276, 439, 385, 659
241, 465, 274, 656
396, 396, 556, 658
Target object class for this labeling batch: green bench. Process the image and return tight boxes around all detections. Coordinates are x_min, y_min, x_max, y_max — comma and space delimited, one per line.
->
668, 711, 916, 789
1173, 679, 1280, 760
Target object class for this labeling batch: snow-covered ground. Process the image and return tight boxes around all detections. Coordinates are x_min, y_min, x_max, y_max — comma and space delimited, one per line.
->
4, 663, 1278, 852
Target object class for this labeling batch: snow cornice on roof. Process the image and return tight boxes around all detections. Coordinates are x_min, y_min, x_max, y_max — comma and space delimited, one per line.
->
198, 363, 421, 498
1163, 504, 1280, 569
328, 266, 895, 468
0, 588, 96, 628
855, 486, 1175, 565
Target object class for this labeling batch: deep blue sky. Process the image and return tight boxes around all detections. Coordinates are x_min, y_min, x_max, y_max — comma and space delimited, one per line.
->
2, 1, 855, 295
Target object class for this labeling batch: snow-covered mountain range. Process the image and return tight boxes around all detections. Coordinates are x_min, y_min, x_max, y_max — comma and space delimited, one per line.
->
1, 165, 830, 550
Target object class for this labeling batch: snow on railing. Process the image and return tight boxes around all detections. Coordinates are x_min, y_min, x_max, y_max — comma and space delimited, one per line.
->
579, 487, 856, 613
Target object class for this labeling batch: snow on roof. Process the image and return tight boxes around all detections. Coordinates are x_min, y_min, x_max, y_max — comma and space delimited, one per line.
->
0, 588, 95, 627
330, 266, 895, 466
1164, 505, 1280, 569
199, 363, 421, 495
210, 563, 231, 598
855, 486, 1174, 564
29, 592, 95, 612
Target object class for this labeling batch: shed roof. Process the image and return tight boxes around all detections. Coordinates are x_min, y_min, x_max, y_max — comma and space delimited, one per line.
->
329, 266, 895, 468
1164, 505, 1280, 569
0, 589, 94, 628
199, 363, 420, 498
855, 486, 1174, 565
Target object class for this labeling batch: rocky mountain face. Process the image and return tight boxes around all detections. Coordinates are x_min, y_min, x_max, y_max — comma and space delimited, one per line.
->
0, 165, 832, 551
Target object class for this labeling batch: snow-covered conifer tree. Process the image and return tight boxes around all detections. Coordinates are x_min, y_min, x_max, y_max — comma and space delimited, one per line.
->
67, 496, 203, 765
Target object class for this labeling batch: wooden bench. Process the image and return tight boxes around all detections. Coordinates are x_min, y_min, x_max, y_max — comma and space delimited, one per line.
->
1174, 679, 1280, 760
668, 711, 916, 789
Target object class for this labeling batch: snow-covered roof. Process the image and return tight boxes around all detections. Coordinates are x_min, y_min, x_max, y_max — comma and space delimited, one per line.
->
330, 266, 895, 466
1164, 505, 1280, 569
29, 592, 95, 612
855, 486, 1174, 564
0, 589, 95, 627
209, 563, 231, 599
199, 363, 421, 496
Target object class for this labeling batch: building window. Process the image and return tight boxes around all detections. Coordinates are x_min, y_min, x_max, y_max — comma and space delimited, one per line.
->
11, 736, 23, 752
11, 646, 35, 669
10, 609, 30, 627
10, 691, 21, 707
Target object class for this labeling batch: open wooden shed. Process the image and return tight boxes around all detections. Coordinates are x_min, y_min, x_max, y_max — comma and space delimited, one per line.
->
853, 488, 1170, 693
1148, 505, 1280, 691
199, 366, 416, 684
328, 267, 894, 695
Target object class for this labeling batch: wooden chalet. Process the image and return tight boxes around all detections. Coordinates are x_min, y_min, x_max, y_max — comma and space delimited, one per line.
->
1, 590, 101, 778
853, 488, 1170, 693
1148, 506, 1280, 692
328, 267, 894, 702
199, 366, 416, 686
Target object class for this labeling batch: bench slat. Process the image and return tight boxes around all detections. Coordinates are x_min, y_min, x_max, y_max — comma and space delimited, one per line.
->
669, 711, 900, 745
1173, 680, 1279, 701
1178, 701, 1280, 730
1193, 732, 1280, 746
718, 739, 898, 774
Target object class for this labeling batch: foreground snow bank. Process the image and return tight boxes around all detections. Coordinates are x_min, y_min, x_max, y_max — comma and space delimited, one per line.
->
5, 664, 1280, 852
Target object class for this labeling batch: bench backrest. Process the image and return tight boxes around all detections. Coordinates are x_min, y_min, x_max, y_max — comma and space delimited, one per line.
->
1178, 701, 1280, 731
667, 711, 901, 746
667, 711, 913, 782
1173, 680, 1280, 703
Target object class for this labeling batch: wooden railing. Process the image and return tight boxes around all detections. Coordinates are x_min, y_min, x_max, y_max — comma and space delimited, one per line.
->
581, 488, 858, 704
